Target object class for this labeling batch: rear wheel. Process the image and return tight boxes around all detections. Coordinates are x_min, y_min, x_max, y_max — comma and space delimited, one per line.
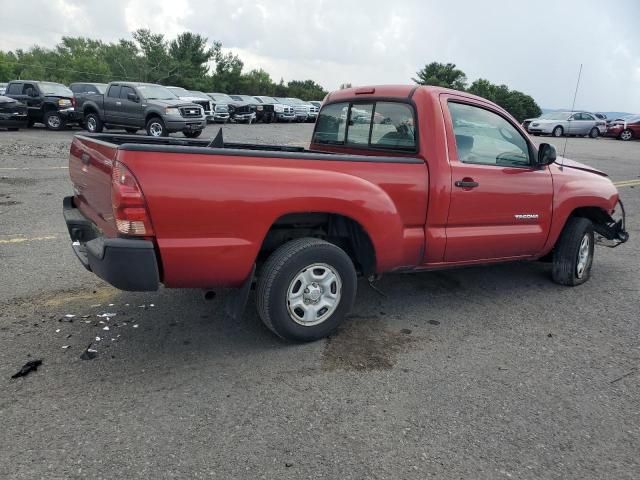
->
256, 238, 357, 342
183, 130, 202, 138
589, 127, 599, 138
552, 126, 564, 137
85, 113, 103, 133
552, 217, 594, 286
146, 117, 167, 137
620, 129, 633, 141
45, 111, 65, 130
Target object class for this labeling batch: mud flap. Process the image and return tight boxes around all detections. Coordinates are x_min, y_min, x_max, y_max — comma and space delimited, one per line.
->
224, 264, 255, 320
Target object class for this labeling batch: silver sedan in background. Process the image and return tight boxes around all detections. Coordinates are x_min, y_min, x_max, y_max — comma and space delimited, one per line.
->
526, 111, 605, 138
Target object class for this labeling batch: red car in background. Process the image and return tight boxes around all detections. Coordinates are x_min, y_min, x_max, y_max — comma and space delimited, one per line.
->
606, 115, 640, 141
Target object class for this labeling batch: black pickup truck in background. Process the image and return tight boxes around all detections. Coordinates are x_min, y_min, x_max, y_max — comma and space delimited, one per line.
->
4, 80, 80, 130
74, 81, 207, 137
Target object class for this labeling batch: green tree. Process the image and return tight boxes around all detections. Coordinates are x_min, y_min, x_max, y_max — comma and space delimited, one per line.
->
168, 32, 219, 88
413, 62, 467, 90
132, 29, 175, 83
468, 78, 541, 122
238, 68, 275, 95
286, 80, 327, 100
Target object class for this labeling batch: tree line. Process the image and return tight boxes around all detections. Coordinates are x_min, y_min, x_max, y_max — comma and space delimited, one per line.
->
0, 30, 328, 101
413, 62, 542, 121
0, 31, 542, 118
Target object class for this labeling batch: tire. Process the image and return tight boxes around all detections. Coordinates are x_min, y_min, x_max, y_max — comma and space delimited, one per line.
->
125, 128, 138, 134
183, 130, 202, 138
619, 129, 633, 141
44, 111, 65, 130
552, 217, 595, 286
256, 238, 357, 342
589, 127, 599, 138
552, 126, 564, 137
85, 113, 103, 133
145, 117, 167, 137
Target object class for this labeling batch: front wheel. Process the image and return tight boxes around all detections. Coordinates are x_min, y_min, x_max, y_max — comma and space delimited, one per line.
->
552, 217, 594, 286
146, 117, 167, 137
620, 129, 633, 141
183, 130, 202, 138
45, 111, 65, 130
552, 126, 564, 137
589, 127, 599, 138
256, 238, 357, 342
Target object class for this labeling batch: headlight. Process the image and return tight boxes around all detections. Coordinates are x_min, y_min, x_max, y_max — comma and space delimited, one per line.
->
274, 105, 284, 113
58, 99, 72, 107
165, 107, 180, 116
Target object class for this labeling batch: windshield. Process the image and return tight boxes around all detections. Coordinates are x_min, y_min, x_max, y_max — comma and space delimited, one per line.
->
538, 112, 570, 120
208, 93, 233, 102
39, 82, 73, 97
287, 98, 305, 104
138, 85, 177, 100
189, 91, 209, 99
168, 87, 191, 96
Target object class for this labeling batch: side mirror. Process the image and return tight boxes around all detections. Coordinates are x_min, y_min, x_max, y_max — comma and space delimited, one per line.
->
537, 143, 557, 167
127, 92, 139, 102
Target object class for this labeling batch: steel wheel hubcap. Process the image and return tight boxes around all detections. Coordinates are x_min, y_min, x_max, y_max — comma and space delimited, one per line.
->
576, 234, 591, 278
149, 122, 163, 136
621, 131, 631, 140
286, 263, 342, 326
87, 117, 96, 131
48, 115, 60, 128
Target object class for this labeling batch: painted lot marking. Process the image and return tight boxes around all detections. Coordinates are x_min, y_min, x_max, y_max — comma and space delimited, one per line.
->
0, 166, 68, 171
0, 235, 57, 244
613, 179, 640, 188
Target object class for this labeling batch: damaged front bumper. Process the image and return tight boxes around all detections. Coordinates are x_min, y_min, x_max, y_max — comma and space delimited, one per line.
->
595, 200, 629, 247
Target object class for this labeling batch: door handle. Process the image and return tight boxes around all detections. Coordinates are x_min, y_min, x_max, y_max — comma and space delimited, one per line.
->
455, 179, 479, 188
115, 101, 121, 106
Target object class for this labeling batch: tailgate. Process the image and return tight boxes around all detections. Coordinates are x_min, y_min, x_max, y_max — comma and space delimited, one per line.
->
69, 136, 118, 237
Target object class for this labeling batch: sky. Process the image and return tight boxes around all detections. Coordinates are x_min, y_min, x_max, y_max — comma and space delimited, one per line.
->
1, 0, 639, 112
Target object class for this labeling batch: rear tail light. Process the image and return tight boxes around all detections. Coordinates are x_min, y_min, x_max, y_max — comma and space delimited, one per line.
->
111, 161, 154, 236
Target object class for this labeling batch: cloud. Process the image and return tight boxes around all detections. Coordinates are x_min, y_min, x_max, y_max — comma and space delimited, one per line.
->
0, 0, 638, 112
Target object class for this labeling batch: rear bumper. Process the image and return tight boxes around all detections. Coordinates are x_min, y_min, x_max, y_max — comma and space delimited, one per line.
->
63, 196, 160, 291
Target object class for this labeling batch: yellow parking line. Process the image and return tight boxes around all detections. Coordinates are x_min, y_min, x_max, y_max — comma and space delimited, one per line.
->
614, 179, 640, 188
0, 166, 68, 171
0, 235, 57, 244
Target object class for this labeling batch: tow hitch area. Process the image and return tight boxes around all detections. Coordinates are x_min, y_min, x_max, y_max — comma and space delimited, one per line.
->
595, 200, 629, 248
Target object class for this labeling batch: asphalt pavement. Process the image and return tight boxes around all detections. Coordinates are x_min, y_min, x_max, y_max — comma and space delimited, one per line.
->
0, 124, 638, 479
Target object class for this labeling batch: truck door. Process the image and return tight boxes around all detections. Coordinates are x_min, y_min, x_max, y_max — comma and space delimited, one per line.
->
119, 85, 143, 126
441, 97, 554, 262
22, 82, 43, 120
103, 85, 122, 124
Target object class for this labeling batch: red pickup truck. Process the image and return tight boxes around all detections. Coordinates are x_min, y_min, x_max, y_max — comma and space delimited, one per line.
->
64, 85, 628, 341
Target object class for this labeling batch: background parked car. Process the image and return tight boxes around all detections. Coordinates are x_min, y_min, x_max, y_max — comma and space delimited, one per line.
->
205, 93, 232, 123
212, 93, 256, 123
309, 101, 322, 109
527, 111, 603, 138
0, 83, 7, 95
253, 96, 296, 122
4, 80, 80, 130
229, 94, 275, 123
0, 95, 28, 130
78, 81, 206, 137
605, 115, 640, 141
167, 87, 214, 122
274, 97, 314, 122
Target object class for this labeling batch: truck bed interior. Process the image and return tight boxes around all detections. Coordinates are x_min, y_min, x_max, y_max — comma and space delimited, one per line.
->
77, 132, 423, 164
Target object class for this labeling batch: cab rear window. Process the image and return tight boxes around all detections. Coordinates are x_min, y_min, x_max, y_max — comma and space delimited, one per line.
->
313, 101, 416, 151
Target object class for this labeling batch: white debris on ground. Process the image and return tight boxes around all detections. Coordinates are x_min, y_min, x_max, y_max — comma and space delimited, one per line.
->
97, 313, 116, 318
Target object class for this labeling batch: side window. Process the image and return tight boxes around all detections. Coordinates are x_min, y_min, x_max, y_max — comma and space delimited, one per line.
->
313, 102, 348, 144
107, 85, 121, 98
448, 102, 531, 167
346, 103, 373, 146
7, 83, 22, 95
371, 102, 416, 149
22, 83, 36, 95
120, 86, 135, 100
582, 113, 595, 121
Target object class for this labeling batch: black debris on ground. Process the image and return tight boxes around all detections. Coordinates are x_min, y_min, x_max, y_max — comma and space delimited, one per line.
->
11, 359, 43, 379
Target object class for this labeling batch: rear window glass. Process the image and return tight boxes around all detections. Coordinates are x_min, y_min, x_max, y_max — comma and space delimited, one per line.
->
313, 101, 416, 151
